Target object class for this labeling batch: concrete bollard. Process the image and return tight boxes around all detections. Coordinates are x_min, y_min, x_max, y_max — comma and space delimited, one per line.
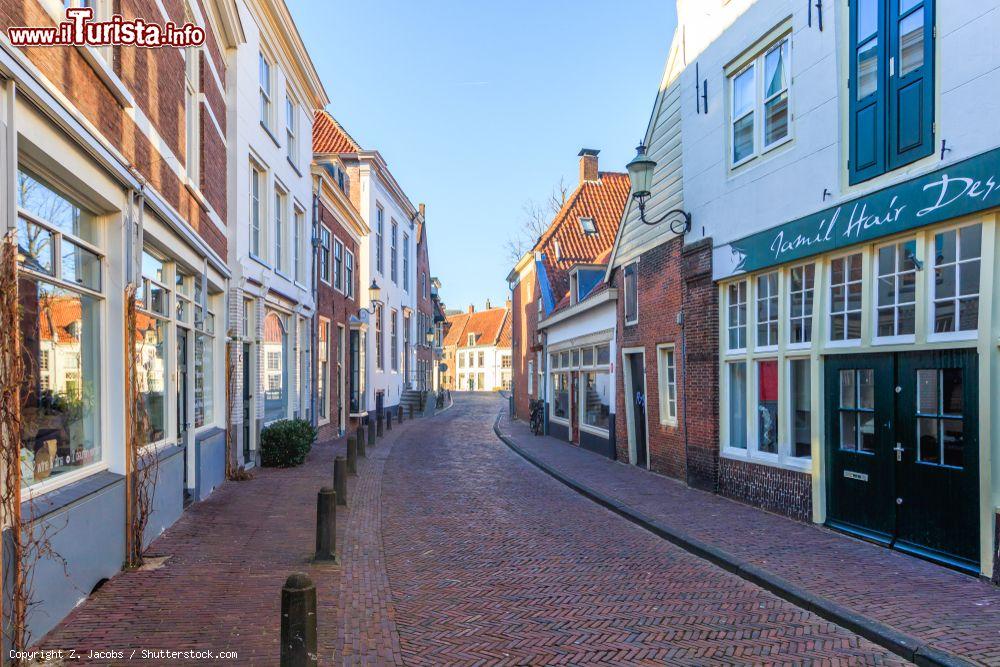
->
346, 436, 357, 475
334, 457, 347, 506
357, 431, 366, 458
281, 573, 318, 666
314, 487, 339, 563
398, 405, 403, 422
409, 403, 414, 420
356, 426, 365, 447
386, 410, 392, 431
376, 412, 383, 437
367, 420, 376, 448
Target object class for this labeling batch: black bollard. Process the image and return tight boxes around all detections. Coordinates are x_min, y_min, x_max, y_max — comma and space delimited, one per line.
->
376, 412, 383, 437
334, 457, 347, 506
398, 405, 403, 422
357, 431, 366, 458
346, 436, 357, 475
281, 573, 317, 666
314, 487, 339, 563
367, 420, 376, 448
409, 403, 414, 420
386, 410, 392, 431
356, 426, 365, 447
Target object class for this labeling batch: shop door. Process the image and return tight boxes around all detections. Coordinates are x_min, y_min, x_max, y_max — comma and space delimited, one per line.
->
242, 342, 252, 464
825, 351, 980, 572
627, 354, 647, 468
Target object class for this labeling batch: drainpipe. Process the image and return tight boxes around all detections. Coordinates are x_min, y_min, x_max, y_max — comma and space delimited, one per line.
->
678, 309, 695, 489
310, 175, 320, 430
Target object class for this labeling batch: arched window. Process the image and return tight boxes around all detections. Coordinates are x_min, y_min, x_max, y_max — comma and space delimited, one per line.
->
263, 311, 288, 422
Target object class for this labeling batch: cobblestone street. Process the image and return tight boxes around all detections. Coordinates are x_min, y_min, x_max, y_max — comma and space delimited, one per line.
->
39, 394, 917, 665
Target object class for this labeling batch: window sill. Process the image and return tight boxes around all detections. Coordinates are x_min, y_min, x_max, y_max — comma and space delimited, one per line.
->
872, 334, 916, 346
659, 417, 679, 428
260, 121, 281, 148
825, 339, 862, 349
720, 447, 812, 473
724, 348, 748, 358
580, 423, 610, 437
928, 331, 978, 344
22, 467, 122, 523
286, 157, 302, 177
20, 462, 111, 506
249, 253, 272, 271
786, 342, 811, 353
549, 416, 570, 426
754, 345, 779, 355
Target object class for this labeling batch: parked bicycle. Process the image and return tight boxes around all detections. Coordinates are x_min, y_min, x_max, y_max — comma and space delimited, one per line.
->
529, 399, 545, 436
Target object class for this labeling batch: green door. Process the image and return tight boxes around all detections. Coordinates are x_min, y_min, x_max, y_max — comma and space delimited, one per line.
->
825, 354, 896, 544
825, 350, 980, 573
895, 350, 979, 571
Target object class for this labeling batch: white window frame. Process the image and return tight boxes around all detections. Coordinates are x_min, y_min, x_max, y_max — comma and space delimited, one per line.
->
928, 222, 982, 342
273, 187, 286, 274
657, 344, 678, 426
285, 95, 298, 167
827, 251, 864, 347
729, 34, 792, 169
726, 279, 748, 354
375, 204, 384, 274
318, 225, 331, 285
623, 261, 639, 325
755, 271, 779, 351
872, 238, 918, 344
249, 161, 265, 261
345, 249, 355, 298
259, 52, 273, 130
333, 237, 344, 292
787, 263, 815, 349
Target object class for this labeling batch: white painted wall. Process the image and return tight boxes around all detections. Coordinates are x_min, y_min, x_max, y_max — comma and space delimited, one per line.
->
542, 299, 618, 414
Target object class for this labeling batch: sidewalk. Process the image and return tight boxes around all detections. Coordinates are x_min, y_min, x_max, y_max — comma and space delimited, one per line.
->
496, 412, 1000, 667
40, 418, 417, 665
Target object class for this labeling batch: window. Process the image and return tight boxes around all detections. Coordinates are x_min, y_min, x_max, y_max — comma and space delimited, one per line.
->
501, 355, 511, 368
581, 371, 610, 430
458, 353, 465, 369
756, 272, 779, 348
727, 362, 747, 449
17, 170, 103, 488
579, 217, 597, 235
333, 238, 344, 291
527, 359, 534, 395
390, 220, 398, 284
250, 163, 263, 258
932, 224, 981, 335
293, 208, 305, 283
285, 96, 297, 165
750, 359, 778, 455
829, 253, 862, 342
789, 359, 811, 458
345, 250, 355, 298
318, 226, 331, 284
730, 37, 790, 166
350, 329, 366, 414
875, 239, 917, 338
467, 333, 475, 346
375, 205, 384, 273
403, 233, 410, 291
318, 319, 329, 422
727, 280, 747, 351
552, 373, 570, 420
916, 368, 964, 467
184, 38, 200, 182
263, 311, 288, 422
788, 264, 815, 345
658, 345, 677, 425
374, 304, 383, 371
194, 298, 215, 429
849, 0, 934, 183
838, 368, 876, 453
390, 309, 399, 372
623, 262, 638, 325
273, 190, 285, 272
259, 52, 272, 129
478, 351, 484, 367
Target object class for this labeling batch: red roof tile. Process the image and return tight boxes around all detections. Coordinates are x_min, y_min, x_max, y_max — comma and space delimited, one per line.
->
442, 307, 510, 349
313, 110, 362, 154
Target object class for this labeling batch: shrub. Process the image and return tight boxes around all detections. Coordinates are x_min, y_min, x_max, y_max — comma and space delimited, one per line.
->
259, 419, 317, 467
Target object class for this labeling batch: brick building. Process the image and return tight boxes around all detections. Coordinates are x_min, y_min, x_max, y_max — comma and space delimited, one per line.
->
413, 207, 437, 394
1, 0, 240, 640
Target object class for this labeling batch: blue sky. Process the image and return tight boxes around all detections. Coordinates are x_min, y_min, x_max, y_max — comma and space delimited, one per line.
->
289, 0, 677, 311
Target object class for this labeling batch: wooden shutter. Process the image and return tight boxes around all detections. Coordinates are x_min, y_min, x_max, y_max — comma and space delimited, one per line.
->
849, 0, 887, 184
888, 0, 935, 170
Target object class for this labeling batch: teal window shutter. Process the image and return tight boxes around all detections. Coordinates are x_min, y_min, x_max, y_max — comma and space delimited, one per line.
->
849, 0, 887, 184
888, 0, 935, 170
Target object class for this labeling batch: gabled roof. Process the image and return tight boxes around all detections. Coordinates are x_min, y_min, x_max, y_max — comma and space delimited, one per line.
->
442, 307, 510, 349
313, 110, 362, 154
497, 313, 512, 348
532, 172, 629, 314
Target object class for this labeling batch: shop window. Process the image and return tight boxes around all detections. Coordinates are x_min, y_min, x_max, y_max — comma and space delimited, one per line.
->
552, 373, 570, 420
829, 253, 862, 342
838, 369, 875, 453
318, 320, 329, 422
916, 368, 963, 467
875, 239, 917, 338
581, 371, 611, 430
263, 311, 288, 422
756, 272, 779, 349
194, 304, 215, 429
849, 0, 934, 184
756, 359, 779, 454
788, 264, 814, 345
932, 224, 981, 335
624, 262, 638, 325
727, 280, 747, 351
730, 36, 790, 166
789, 359, 811, 458
657, 345, 677, 425
727, 362, 747, 449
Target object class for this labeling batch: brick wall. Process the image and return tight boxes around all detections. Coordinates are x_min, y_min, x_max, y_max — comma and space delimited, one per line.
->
511, 268, 539, 421
718, 458, 812, 523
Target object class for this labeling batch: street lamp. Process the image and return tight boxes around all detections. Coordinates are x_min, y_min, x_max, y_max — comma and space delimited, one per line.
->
626, 144, 692, 234
364, 279, 382, 315
425, 327, 435, 345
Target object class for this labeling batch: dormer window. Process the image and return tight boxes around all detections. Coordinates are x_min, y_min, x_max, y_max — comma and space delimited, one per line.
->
579, 217, 597, 235
467, 333, 475, 346
553, 240, 562, 262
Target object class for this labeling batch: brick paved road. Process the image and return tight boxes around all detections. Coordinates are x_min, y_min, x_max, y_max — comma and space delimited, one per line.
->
381, 394, 906, 665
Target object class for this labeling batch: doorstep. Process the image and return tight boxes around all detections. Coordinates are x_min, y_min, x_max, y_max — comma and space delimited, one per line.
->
494, 412, 1000, 667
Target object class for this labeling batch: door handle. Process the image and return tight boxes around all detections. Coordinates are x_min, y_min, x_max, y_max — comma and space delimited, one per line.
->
894, 442, 905, 461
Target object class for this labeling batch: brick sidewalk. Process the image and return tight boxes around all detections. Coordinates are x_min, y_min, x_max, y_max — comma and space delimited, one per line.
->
497, 410, 1000, 666
39, 420, 415, 665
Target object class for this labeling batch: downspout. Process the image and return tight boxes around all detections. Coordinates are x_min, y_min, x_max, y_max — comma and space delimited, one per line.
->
679, 309, 692, 487
311, 175, 320, 430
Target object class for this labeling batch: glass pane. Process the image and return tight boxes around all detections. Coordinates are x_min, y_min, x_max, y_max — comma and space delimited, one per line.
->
840, 412, 858, 451
790, 359, 811, 458
571, 349, 580, 367
942, 419, 964, 467
899, 9, 924, 77
900, 240, 917, 272
935, 266, 956, 299
582, 347, 594, 366
831, 285, 845, 312
941, 369, 963, 415
729, 363, 747, 449
916, 369, 938, 414
857, 39, 879, 100
19, 278, 102, 487
847, 312, 862, 339
877, 276, 894, 307
847, 283, 862, 311
840, 370, 856, 408
733, 114, 755, 163
933, 299, 955, 333
831, 314, 845, 341
899, 271, 916, 303
142, 251, 164, 282
858, 369, 874, 409
877, 307, 895, 337
959, 225, 982, 260
935, 230, 957, 264
857, 0, 878, 39
831, 257, 845, 285
17, 218, 54, 275
194, 332, 214, 428
17, 169, 95, 242
848, 253, 863, 281
859, 412, 876, 453
878, 246, 894, 276
918, 417, 939, 463
959, 261, 980, 296
596, 344, 610, 366
583, 372, 610, 430
900, 0, 921, 12
757, 360, 778, 454
149, 282, 167, 316
135, 315, 167, 444
263, 311, 288, 422
733, 65, 755, 116
958, 298, 979, 331
61, 240, 101, 291
765, 41, 788, 97
764, 92, 789, 145
898, 305, 915, 335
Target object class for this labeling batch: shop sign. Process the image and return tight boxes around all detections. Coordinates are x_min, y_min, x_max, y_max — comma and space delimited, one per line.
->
715, 147, 1000, 278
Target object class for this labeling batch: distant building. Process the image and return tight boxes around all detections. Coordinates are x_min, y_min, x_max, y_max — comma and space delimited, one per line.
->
442, 302, 512, 392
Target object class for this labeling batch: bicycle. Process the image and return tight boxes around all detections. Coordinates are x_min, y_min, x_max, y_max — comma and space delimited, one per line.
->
529, 399, 545, 436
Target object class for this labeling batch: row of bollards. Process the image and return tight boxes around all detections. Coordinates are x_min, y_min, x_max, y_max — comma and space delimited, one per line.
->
284, 406, 418, 665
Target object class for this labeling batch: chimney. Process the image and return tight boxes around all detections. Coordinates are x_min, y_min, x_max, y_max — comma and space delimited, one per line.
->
505, 297, 512, 311
468, 304, 475, 314
418, 203, 426, 219
579, 148, 600, 183
485, 298, 492, 310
